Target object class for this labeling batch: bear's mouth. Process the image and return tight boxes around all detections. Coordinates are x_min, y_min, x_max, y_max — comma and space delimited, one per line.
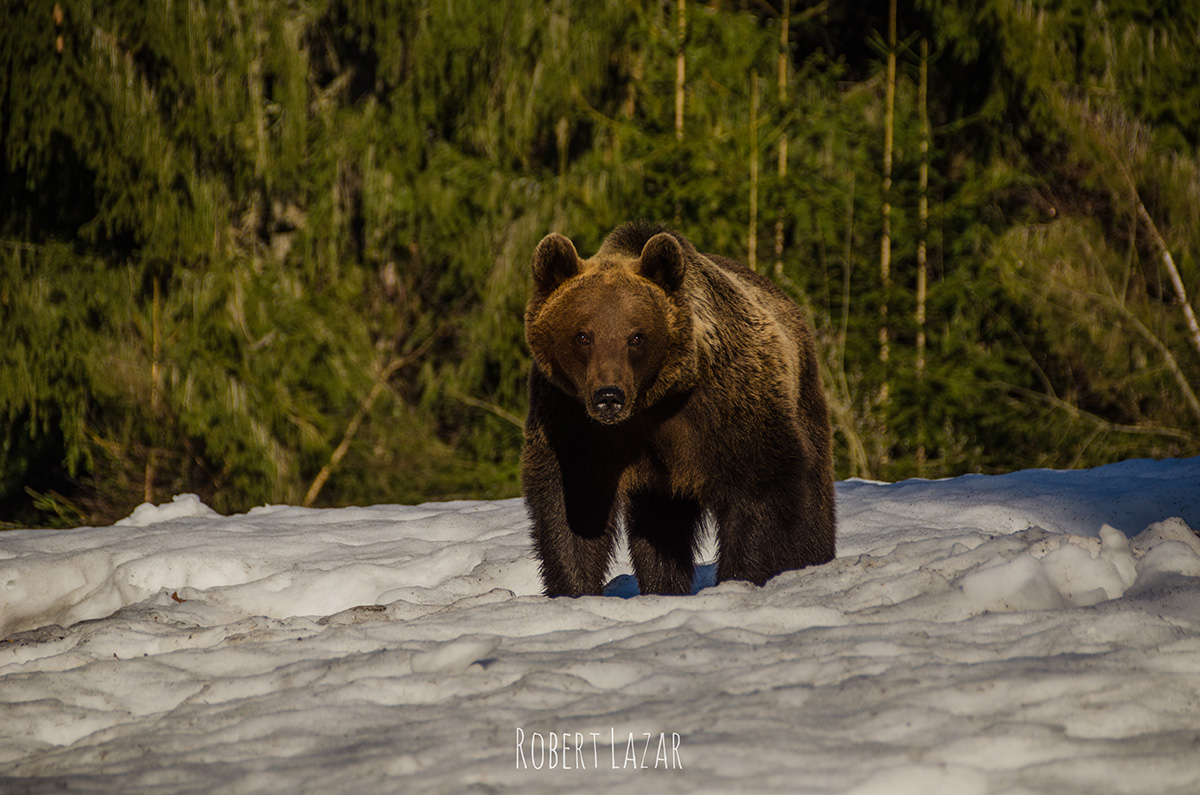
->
588, 408, 629, 425
588, 386, 628, 424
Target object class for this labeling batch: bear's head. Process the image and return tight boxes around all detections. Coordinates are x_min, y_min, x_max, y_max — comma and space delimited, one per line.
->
526, 230, 695, 425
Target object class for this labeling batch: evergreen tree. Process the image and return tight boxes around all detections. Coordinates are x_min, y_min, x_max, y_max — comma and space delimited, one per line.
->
2, 0, 1197, 526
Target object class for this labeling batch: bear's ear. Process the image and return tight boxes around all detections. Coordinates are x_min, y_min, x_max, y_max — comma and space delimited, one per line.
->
532, 233, 580, 296
638, 232, 687, 294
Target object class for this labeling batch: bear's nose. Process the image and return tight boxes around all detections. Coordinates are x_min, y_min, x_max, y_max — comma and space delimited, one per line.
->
591, 386, 626, 419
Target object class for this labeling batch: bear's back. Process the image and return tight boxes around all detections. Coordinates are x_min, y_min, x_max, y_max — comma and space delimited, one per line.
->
701, 253, 811, 348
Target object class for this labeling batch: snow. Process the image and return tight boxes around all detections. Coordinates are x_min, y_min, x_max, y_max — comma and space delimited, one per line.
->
2, 457, 1199, 793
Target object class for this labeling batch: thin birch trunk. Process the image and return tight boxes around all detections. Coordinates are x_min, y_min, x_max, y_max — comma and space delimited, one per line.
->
775, 0, 789, 280
1136, 202, 1200, 363
675, 0, 685, 143
144, 274, 162, 504
749, 70, 759, 272
877, 0, 897, 468
879, 0, 896, 379
916, 36, 929, 471
673, 0, 686, 226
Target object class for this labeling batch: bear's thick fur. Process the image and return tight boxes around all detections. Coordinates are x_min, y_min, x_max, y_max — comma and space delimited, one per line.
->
522, 222, 835, 597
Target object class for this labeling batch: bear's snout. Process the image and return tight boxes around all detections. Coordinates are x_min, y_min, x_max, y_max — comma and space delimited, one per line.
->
590, 386, 627, 423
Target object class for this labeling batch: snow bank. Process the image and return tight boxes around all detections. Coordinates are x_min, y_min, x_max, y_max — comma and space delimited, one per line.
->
0, 499, 539, 639
115, 493, 221, 527
1, 457, 1199, 793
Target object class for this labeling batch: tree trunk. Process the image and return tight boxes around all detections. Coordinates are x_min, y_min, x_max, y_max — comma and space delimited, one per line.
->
749, 70, 759, 272
879, 0, 896, 377
877, 0, 897, 465
1136, 202, 1200, 363
916, 36, 929, 472
775, 0, 789, 280
675, 0, 686, 143
673, 0, 686, 226
144, 274, 162, 504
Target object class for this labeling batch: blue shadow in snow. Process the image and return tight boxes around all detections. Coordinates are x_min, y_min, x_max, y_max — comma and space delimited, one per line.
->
602, 562, 718, 598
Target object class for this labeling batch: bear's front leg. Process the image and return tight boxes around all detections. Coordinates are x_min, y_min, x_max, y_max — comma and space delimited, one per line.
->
626, 492, 701, 595
522, 429, 620, 597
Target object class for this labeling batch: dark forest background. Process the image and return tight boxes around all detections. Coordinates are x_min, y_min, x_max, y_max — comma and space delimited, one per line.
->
3, 0, 1199, 527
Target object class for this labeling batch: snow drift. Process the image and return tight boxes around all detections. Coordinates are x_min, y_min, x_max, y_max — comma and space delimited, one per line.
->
2, 457, 1199, 793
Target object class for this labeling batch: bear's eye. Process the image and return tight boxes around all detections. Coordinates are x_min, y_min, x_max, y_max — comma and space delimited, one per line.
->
574, 332, 591, 346
628, 333, 644, 347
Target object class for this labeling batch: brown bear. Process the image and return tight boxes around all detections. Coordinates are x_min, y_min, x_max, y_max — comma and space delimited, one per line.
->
522, 222, 835, 597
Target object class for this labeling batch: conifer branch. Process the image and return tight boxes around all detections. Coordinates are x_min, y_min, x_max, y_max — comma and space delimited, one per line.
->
302, 337, 434, 508
452, 391, 524, 429
993, 383, 1197, 444
1066, 96, 1200, 366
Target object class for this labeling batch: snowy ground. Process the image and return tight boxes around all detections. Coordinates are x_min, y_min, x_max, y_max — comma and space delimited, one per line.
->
2, 458, 1200, 794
